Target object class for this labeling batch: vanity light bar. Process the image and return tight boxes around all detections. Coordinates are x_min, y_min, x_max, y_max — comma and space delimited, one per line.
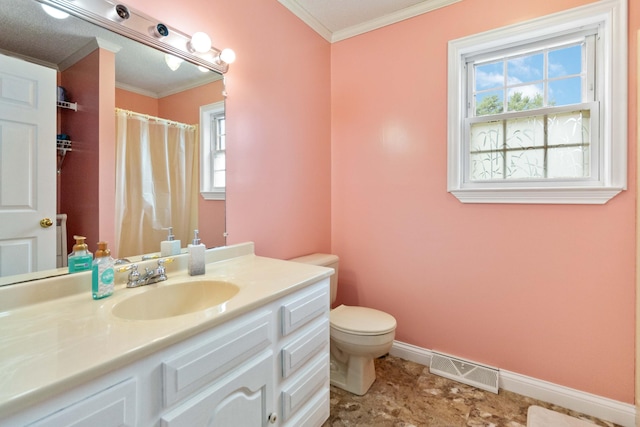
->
36, 0, 232, 74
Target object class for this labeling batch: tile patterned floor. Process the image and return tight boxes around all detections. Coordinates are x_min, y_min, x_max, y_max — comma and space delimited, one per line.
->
322, 355, 620, 427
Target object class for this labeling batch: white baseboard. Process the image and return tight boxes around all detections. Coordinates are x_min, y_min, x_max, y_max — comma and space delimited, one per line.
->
389, 341, 636, 427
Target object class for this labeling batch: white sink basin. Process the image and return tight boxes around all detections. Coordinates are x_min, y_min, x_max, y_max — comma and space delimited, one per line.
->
112, 280, 240, 320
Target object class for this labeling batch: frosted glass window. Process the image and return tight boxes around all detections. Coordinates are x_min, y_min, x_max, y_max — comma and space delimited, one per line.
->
469, 110, 590, 181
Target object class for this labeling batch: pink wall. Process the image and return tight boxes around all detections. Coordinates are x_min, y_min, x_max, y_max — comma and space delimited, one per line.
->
331, 0, 638, 403
115, 88, 158, 116
124, 0, 332, 259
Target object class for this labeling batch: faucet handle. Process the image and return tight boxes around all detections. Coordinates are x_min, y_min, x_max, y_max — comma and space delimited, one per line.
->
128, 264, 140, 282
156, 258, 173, 280
117, 263, 140, 286
117, 263, 137, 273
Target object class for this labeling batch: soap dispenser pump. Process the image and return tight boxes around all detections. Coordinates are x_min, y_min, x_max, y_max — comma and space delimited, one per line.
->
161, 226, 181, 257
188, 230, 205, 276
68, 235, 93, 273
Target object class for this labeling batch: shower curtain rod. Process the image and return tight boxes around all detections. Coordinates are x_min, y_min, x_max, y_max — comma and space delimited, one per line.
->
115, 108, 197, 130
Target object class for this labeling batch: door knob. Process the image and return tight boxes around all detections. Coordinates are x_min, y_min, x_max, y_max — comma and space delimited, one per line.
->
40, 218, 53, 228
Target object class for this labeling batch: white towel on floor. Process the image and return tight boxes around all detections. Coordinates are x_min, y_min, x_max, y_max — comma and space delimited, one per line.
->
527, 406, 596, 427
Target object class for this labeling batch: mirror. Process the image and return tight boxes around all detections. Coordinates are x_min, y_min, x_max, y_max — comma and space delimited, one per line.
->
0, 0, 227, 285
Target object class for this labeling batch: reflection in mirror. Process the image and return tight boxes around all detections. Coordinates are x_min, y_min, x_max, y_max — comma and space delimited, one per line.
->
0, 0, 228, 285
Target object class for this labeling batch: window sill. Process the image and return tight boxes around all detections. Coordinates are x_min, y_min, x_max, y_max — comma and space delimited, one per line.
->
201, 191, 226, 201
448, 187, 624, 204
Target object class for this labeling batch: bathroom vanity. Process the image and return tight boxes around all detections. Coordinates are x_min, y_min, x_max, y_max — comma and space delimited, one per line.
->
0, 243, 332, 426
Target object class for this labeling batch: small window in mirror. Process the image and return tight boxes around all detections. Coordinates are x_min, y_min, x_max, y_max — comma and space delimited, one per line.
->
200, 101, 226, 200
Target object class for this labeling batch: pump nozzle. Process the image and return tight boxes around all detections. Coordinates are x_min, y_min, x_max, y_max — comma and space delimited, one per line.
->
72, 235, 88, 252
165, 227, 175, 241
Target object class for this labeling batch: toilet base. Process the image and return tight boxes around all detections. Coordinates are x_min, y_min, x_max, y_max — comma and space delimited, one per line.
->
330, 352, 376, 396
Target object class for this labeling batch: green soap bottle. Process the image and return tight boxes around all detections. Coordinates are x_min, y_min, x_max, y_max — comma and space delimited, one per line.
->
92, 241, 114, 300
68, 235, 93, 273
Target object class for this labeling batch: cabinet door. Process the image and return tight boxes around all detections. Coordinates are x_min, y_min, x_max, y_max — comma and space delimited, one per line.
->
161, 352, 273, 427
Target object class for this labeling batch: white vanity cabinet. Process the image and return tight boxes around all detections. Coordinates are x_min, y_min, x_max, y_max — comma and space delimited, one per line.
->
2, 277, 330, 427
278, 285, 331, 426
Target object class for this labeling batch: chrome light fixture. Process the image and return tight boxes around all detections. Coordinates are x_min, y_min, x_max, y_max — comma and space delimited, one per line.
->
38, 0, 236, 74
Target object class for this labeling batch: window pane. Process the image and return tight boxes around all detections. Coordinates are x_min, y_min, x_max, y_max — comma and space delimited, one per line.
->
506, 149, 544, 179
470, 121, 502, 151
470, 151, 503, 180
507, 85, 543, 111
475, 62, 503, 91
213, 152, 225, 171
548, 44, 582, 78
548, 77, 582, 106
505, 115, 544, 148
213, 171, 225, 187
475, 90, 504, 116
547, 146, 588, 178
507, 53, 543, 85
547, 110, 590, 146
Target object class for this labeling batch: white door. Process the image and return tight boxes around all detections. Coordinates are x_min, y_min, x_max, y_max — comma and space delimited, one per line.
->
0, 53, 56, 277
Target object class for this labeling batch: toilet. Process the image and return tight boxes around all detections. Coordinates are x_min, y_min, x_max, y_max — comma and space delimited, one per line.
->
290, 253, 397, 395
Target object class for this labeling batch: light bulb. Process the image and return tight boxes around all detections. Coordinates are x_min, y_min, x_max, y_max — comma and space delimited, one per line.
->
164, 54, 183, 71
42, 4, 69, 19
219, 48, 236, 64
189, 32, 212, 53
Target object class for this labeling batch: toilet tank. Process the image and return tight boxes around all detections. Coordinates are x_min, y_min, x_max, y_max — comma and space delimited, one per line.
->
289, 253, 339, 305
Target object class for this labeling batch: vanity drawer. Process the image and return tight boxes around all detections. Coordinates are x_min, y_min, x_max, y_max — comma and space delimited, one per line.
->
281, 319, 329, 378
282, 387, 330, 427
29, 378, 136, 427
280, 281, 329, 336
163, 311, 272, 407
281, 353, 329, 422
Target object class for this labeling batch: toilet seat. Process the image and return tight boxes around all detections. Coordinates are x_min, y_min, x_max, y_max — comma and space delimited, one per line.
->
330, 304, 396, 336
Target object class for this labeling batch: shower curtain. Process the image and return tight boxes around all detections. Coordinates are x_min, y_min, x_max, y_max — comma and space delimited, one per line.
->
115, 109, 199, 258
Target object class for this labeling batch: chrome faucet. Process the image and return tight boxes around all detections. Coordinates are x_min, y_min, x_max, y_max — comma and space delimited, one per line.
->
120, 259, 171, 288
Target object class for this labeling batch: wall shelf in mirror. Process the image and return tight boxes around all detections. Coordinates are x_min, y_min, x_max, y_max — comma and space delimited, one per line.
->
56, 139, 72, 174
57, 100, 77, 111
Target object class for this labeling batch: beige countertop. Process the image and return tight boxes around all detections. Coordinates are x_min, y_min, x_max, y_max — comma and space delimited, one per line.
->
0, 243, 332, 417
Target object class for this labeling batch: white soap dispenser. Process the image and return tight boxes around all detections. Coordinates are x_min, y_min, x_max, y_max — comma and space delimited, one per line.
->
161, 226, 181, 257
188, 229, 205, 276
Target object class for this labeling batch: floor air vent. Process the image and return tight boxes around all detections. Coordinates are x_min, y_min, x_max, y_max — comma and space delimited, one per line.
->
429, 351, 499, 394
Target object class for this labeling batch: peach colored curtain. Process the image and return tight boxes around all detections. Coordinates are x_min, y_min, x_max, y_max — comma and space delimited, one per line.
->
115, 109, 198, 258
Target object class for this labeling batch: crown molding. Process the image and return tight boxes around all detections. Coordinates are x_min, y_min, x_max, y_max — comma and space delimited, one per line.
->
332, 0, 461, 42
278, 0, 333, 42
279, 0, 461, 43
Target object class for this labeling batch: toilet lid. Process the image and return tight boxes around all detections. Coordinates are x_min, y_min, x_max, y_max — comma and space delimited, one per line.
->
330, 305, 397, 335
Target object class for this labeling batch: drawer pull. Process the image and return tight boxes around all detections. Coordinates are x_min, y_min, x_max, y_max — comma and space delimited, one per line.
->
268, 412, 278, 424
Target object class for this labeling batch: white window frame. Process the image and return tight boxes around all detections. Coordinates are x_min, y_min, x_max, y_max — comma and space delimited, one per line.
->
200, 101, 226, 200
447, 0, 627, 204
